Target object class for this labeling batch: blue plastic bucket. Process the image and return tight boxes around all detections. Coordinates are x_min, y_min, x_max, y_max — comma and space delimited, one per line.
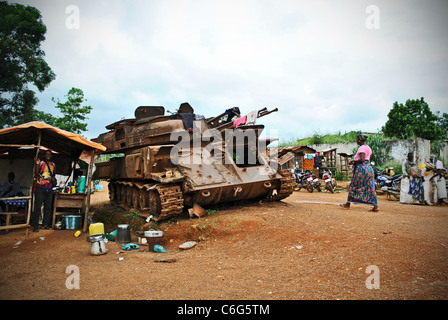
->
64, 215, 82, 230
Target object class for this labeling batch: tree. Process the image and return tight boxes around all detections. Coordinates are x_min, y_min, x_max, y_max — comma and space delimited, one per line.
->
382, 98, 444, 141
52, 87, 92, 134
436, 111, 448, 140
0, 1, 56, 127
366, 134, 390, 167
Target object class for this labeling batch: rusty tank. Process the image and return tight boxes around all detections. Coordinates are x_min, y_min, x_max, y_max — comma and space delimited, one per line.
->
92, 102, 295, 221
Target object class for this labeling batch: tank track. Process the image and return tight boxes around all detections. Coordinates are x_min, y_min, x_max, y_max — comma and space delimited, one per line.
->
154, 184, 184, 220
109, 181, 184, 221
267, 169, 295, 201
108, 171, 292, 221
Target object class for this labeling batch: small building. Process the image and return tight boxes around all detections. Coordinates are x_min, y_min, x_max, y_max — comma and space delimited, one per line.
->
278, 145, 317, 171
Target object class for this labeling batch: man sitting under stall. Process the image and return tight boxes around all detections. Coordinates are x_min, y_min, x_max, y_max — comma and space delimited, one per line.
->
0, 172, 22, 199
0, 172, 24, 230
0, 172, 23, 211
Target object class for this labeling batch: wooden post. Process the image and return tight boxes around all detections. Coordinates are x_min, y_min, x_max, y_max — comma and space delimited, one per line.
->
82, 150, 96, 233
26, 131, 42, 230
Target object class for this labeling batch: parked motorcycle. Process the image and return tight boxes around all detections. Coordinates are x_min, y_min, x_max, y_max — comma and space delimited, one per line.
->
310, 171, 321, 192
292, 168, 308, 191
322, 169, 337, 193
374, 168, 402, 199
303, 170, 315, 193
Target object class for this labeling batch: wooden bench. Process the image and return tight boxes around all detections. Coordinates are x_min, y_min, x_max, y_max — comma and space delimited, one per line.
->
0, 196, 31, 233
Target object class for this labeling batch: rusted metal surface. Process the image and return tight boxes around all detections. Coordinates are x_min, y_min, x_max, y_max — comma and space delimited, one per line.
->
93, 103, 293, 221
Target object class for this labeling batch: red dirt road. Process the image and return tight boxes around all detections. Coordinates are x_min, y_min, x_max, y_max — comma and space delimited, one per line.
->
0, 182, 447, 300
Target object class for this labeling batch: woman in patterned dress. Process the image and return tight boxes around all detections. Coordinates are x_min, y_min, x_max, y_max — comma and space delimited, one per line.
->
340, 132, 379, 212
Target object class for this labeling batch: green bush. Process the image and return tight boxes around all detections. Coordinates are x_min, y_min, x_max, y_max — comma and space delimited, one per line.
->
375, 161, 403, 175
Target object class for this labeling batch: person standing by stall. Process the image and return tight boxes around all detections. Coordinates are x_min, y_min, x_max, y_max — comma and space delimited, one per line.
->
31, 150, 57, 232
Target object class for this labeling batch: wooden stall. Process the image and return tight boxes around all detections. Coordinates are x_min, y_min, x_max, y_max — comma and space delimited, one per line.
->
321, 148, 337, 172
338, 152, 354, 179
0, 122, 106, 233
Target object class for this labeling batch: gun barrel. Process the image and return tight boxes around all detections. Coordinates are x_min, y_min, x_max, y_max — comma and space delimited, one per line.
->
258, 107, 278, 118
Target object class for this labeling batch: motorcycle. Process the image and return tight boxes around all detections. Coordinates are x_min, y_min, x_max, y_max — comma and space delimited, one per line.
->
303, 170, 315, 193
322, 169, 337, 193
374, 168, 402, 199
310, 171, 321, 192
292, 168, 308, 191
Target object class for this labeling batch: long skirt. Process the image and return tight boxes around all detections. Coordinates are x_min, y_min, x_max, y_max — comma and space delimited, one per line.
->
408, 176, 424, 202
347, 161, 378, 206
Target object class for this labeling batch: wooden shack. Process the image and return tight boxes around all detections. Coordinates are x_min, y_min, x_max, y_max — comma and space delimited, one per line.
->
0, 122, 106, 233
278, 145, 317, 171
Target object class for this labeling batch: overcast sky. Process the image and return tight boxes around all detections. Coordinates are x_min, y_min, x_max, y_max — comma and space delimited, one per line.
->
13, 0, 448, 142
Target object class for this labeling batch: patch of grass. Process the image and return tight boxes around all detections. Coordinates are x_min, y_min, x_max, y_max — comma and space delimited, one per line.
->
280, 130, 358, 147
206, 209, 219, 216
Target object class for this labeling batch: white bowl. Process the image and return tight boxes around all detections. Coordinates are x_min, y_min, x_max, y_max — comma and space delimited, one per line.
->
144, 230, 163, 237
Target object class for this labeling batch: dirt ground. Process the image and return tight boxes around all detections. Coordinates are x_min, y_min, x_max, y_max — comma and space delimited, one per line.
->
0, 181, 447, 300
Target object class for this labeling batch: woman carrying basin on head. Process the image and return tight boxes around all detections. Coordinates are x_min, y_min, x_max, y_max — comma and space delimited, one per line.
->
340, 132, 379, 212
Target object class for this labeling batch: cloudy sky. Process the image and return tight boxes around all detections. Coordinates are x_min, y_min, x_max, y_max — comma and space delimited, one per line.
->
13, 0, 448, 142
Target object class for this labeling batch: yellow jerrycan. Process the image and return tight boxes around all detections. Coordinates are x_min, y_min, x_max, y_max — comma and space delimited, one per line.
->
89, 222, 105, 235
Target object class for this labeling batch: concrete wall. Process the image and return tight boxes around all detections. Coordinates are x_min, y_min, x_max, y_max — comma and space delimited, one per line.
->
387, 138, 431, 164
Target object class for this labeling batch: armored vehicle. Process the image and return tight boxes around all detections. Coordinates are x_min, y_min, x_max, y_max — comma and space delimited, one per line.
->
93, 103, 294, 221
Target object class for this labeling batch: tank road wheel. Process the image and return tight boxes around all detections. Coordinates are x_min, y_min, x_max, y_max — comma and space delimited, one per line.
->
138, 188, 150, 211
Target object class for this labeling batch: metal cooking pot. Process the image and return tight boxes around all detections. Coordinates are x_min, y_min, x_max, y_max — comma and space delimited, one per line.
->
116, 224, 131, 243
